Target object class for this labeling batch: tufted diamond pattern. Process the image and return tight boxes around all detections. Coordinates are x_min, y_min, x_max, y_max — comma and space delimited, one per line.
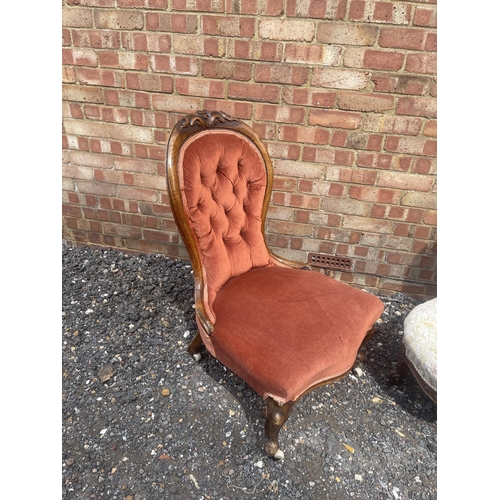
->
179, 129, 273, 319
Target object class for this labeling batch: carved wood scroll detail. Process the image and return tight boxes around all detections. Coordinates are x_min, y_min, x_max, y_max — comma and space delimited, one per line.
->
178, 110, 237, 130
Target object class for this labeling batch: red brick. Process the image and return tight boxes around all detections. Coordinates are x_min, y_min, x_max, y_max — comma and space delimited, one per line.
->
227, 82, 280, 103
287, 0, 346, 19
414, 7, 437, 27
278, 126, 330, 145
78, 68, 123, 87
203, 99, 253, 119
423, 120, 437, 138
227, 40, 282, 61
371, 73, 431, 95
72, 29, 121, 49
146, 12, 198, 32
172, 0, 224, 11
203, 15, 254, 37
255, 104, 305, 124
363, 49, 404, 71
151, 55, 199, 75
176, 78, 225, 98
126, 73, 173, 93
396, 96, 437, 118
122, 32, 171, 52
405, 53, 437, 75
282, 88, 336, 108
255, 64, 309, 85
99, 51, 148, 71
379, 28, 427, 50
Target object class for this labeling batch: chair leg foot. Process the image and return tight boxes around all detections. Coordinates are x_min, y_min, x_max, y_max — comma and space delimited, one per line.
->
187, 332, 202, 356
264, 399, 294, 457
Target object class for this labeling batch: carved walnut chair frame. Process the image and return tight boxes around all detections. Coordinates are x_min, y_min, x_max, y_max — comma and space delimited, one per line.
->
165, 110, 383, 457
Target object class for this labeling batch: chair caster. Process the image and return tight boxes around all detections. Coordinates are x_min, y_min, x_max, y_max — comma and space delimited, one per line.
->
192, 353, 202, 362
389, 367, 401, 385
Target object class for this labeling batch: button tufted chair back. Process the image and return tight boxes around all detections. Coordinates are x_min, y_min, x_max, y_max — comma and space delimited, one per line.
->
167, 111, 280, 333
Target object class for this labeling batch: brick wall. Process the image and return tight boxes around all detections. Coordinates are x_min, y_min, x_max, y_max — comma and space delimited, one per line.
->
62, 0, 437, 300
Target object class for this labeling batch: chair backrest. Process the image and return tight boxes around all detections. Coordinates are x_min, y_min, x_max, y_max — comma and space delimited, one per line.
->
166, 111, 275, 324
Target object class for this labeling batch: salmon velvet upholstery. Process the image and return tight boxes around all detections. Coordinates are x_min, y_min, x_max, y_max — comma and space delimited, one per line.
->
179, 129, 273, 323
212, 266, 384, 403
170, 113, 385, 407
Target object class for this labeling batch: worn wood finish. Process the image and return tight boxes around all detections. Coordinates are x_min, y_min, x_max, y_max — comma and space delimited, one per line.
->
166, 111, 378, 456
390, 343, 437, 404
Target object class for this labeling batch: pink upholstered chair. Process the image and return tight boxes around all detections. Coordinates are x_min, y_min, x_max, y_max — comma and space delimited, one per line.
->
166, 110, 385, 458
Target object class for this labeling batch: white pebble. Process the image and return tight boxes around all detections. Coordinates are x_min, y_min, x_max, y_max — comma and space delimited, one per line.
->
274, 449, 284, 461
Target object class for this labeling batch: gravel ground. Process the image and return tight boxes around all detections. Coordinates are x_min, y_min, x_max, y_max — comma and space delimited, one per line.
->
62, 243, 437, 500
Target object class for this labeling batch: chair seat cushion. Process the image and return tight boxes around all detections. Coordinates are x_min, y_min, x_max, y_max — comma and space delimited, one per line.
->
402, 297, 437, 393
211, 266, 384, 403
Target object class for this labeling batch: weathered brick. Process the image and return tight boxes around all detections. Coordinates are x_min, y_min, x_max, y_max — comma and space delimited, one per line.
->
316, 23, 378, 45
337, 92, 394, 112
201, 60, 252, 81
63, 85, 105, 104
287, 0, 347, 19
72, 29, 121, 49
363, 115, 422, 135
311, 68, 368, 90
152, 95, 201, 113
309, 109, 363, 129
62, 8, 93, 28
402, 192, 436, 210
259, 19, 315, 41
94, 10, 144, 30
274, 159, 323, 179
377, 171, 434, 192
284, 43, 342, 66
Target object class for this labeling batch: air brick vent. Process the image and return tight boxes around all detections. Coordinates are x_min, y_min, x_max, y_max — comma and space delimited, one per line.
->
307, 252, 353, 270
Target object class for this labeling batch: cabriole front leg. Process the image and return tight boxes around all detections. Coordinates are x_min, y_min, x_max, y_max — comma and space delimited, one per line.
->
264, 398, 295, 459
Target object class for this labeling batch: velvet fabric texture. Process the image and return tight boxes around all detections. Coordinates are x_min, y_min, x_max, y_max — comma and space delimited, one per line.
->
211, 266, 385, 403
179, 130, 273, 322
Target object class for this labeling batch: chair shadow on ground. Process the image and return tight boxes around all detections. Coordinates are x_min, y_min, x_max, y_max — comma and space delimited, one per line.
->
184, 314, 436, 454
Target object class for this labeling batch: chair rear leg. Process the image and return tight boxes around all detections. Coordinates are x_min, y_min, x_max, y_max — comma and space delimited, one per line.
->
264, 398, 295, 458
187, 331, 203, 360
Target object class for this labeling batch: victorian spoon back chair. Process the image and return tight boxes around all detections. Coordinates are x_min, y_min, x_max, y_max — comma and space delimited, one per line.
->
165, 110, 385, 458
